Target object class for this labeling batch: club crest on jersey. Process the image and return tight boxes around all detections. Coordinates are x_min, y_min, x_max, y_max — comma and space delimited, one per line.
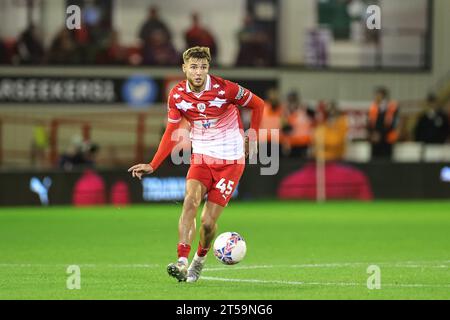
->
197, 103, 206, 113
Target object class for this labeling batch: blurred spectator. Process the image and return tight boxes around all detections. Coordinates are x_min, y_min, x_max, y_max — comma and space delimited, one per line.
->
278, 103, 372, 201
59, 140, 100, 171
414, 93, 449, 144
236, 14, 271, 66
368, 87, 399, 160
259, 88, 283, 156
16, 25, 45, 64
82, 14, 111, 64
47, 28, 79, 64
97, 30, 128, 65
30, 123, 49, 168
313, 102, 349, 162
184, 13, 217, 61
82, 141, 100, 167
304, 29, 329, 68
142, 29, 178, 66
74, 21, 90, 46
281, 91, 315, 158
59, 140, 79, 171
0, 38, 17, 64
64, 4, 112, 65
0, 38, 7, 64
138, 6, 172, 44
137, 6, 177, 66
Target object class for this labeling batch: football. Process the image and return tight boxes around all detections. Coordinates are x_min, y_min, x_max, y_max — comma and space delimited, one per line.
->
213, 232, 247, 265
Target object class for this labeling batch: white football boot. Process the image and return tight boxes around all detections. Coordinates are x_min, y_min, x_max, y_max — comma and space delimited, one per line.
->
187, 253, 206, 283
167, 260, 188, 282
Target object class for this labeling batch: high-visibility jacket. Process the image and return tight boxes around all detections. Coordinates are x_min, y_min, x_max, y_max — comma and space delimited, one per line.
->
368, 101, 399, 144
314, 115, 348, 161
285, 109, 313, 147
259, 102, 283, 142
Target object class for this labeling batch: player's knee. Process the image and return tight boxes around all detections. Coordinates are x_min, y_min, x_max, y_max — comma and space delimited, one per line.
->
183, 193, 202, 211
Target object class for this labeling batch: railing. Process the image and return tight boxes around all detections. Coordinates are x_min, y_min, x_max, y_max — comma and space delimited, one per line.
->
0, 109, 165, 168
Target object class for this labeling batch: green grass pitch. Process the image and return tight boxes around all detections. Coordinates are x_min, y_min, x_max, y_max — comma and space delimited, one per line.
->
0, 201, 449, 300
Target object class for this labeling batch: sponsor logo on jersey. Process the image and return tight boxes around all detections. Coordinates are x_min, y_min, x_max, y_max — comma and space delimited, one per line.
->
194, 118, 217, 130
202, 120, 212, 129
235, 85, 245, 100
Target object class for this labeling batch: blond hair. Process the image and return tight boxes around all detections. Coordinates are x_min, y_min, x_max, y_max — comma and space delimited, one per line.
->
182, 46, 211, 64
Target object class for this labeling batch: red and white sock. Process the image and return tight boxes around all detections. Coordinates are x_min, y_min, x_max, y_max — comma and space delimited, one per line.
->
196, 243, 210, 258
177, 243, 191, 265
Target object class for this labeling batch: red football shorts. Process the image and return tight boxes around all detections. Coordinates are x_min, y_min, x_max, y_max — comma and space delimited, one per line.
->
186, 154, 245, 207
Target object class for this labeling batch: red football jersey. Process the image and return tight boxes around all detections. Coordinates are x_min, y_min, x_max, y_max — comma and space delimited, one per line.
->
167, 74, 254, 160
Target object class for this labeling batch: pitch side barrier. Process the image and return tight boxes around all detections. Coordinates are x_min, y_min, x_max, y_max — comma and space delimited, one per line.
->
0, 160, 449, 206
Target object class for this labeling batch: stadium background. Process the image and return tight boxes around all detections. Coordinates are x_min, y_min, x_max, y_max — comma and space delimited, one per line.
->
0, 0, 449, 300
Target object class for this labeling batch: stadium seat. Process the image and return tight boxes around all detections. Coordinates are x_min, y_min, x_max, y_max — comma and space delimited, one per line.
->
423, 145, 450, 162
328, 42, 377, 68
344, 141, 371, 163
393, 142, 422, 162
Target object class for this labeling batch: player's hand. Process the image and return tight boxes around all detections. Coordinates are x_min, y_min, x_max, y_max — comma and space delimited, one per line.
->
245, 136, 258, 159
128, 163, 154, 180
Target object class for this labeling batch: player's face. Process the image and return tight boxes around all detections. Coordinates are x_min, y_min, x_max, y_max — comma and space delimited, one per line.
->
183, 58, 209, 92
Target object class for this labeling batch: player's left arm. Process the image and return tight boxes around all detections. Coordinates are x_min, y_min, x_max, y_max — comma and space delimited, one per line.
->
128, 90, 183, 179
243, 92, 265, 158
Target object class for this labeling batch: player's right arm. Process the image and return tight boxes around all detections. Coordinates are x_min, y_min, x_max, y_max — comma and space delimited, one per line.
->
224, 80, 265, 158
128, 91, 182, 179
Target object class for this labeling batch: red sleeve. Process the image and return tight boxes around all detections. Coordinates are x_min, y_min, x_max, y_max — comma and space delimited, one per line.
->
225, 80, 254, 107
149, 122, 180, 170
225, 80, 264, 141
245, 94, 265, 141
149, 91, 182, 170
167, 89, 182, 124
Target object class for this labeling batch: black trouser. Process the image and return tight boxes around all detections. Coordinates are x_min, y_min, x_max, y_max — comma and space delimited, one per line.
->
371, 142, 393, 160
289, 146, 308, 158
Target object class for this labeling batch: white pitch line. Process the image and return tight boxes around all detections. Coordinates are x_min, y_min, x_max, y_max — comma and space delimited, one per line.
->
203, 265, 275, 271
383, 283, 450, 288
203, 263, 371, 271
201, 276, 359, 286
1, 262, 448, 289
201, 276, 450, 288
389, 264, 449, 269
0, 263, 160, 268
203, 261, 450, 272
0, 260, 448, 271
